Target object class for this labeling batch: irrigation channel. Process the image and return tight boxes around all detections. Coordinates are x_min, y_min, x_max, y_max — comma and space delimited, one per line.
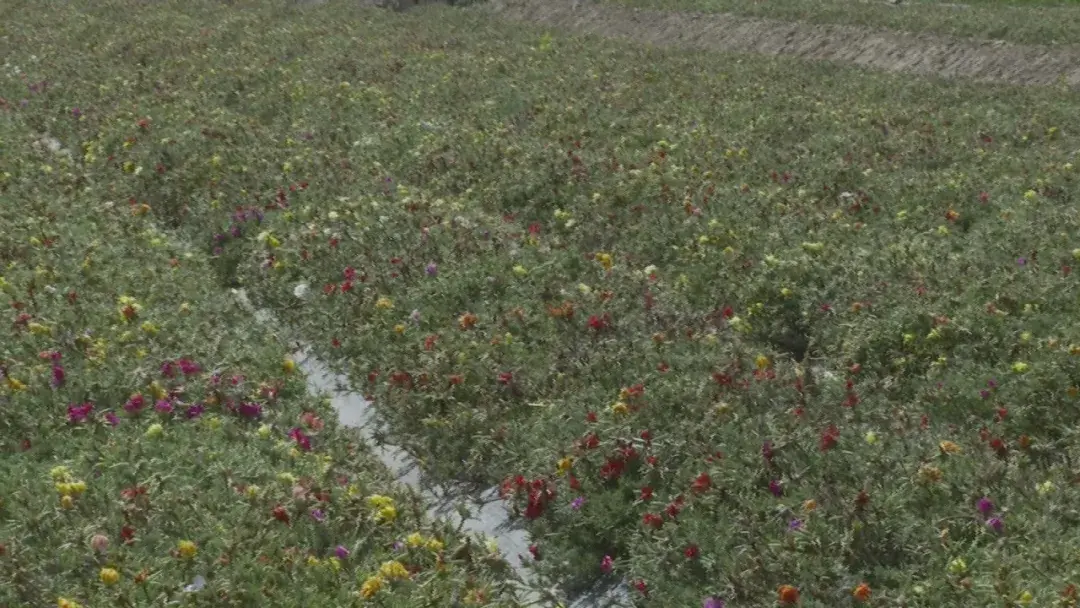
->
232, 288, 632, 608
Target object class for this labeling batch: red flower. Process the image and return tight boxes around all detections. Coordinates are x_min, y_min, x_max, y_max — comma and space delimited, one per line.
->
640, 487, 653, 501
585, 411, 598, 423
120, 525, 136, 545
819, 425, 840, 451
587, 314, 610, 331
683, 544, 699, 560
272, 505, 291, 525
642, 512, 663, 529
691, 472, 712, 494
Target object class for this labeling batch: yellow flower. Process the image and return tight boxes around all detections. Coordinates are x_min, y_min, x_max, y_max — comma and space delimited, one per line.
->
864, 431, 878, 445
28, 322, 51, 335
359, 575, 385, 598
1012, 361, 1029, 373
594, 252, 613, 270
145, 423, 164, 438
557, 457, 573, 474
375, 297, 393, 310
754, 354, 770, 370
610, 401, 629, 415
938, 441, 962, 455
57, 599, 83, 608
99, 567, 120, 585
50, 466, 71, 481
948, 557, 967, 574
376, 505, 397, 523
918, 465, 943, 484
282, 358, 296, 374
393, 324, 406, 334
177, 540, 197, 559
425, 538, 444, 552
1037, 480, 1056, 495
1019, 591, 1034, 605
140, 321, 158, 335
802, 499, 817, 513
366, 494, 394, 509
379, 560, 410, 580
60, 495, 75, 509
6, 378, 27, 391
512, 264, 528, 277
406, 532, 425, 548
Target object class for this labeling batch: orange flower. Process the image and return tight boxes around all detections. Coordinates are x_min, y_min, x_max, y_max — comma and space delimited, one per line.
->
853, 582, 871, 601
778, 584, 799, 604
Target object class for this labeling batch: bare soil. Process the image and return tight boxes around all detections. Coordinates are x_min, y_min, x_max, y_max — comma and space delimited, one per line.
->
478, 0, 1080, 88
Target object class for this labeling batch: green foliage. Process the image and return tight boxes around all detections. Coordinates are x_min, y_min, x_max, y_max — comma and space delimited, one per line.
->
4, 0, 1080, 606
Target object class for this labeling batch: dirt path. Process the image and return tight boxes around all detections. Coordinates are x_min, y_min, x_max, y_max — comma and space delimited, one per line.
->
478, 0, 1080, 88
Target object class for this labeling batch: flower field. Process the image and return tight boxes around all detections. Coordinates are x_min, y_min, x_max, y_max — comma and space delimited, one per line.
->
4, 0, 1080, 606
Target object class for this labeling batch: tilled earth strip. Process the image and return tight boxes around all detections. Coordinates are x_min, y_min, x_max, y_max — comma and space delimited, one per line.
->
479, 0, 1080, 88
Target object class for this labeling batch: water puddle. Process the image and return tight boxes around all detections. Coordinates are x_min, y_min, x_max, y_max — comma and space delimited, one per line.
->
233, 289, 629, 607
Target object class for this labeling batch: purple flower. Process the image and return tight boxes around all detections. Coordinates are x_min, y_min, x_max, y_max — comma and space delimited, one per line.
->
703, 598, 726, 608
310, 508, 326, 523
987, 517, 1004, 533
155, 399, 174, 414
425, 262, 438, 277
185, 403, 205, 419
768, 479, 783, 497
237, 402, 262, 418
72, 107, 82, 119
1017, 257, 1027, 266
976, 497, 994, 515
788, 518, 803, 532
103, 411, 120, 427
335, 545, 350, 560
979, 389, 991, 399
571, 496, 586, 510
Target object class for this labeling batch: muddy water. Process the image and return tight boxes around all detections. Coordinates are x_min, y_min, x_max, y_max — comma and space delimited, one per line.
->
233, 289, 630, 607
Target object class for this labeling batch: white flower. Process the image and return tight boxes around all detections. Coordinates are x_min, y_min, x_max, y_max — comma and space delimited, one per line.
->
293, 282, 310, 299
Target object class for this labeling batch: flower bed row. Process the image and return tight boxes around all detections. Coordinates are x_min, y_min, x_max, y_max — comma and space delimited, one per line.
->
6, 0, 1080, 606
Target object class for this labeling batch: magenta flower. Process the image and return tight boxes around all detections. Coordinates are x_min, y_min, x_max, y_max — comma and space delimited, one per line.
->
161, 360, 175, 378
103, 411, 120, 426
600, 555, 613, 574
155, 399, 174, 414
51, 365, 65, 388
703, 598, 726, 608
987, 517, 1004, 533
67, 402, 94, 423
185, 403, 205, 419
976, 497, 994, 515
769, 479, 783, 497
123, 394, 145, 414
178, 359, 201, 376
335, 545, 350, 560
288, 427, 312, 451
